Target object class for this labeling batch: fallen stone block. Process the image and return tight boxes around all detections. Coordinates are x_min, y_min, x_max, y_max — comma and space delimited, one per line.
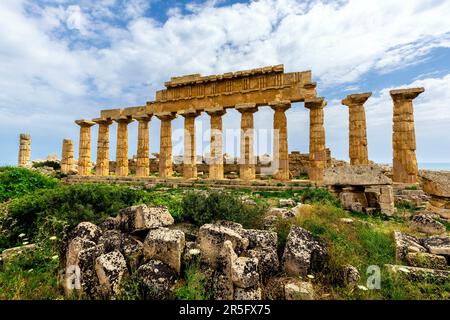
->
144, 227, 185, 273
95, 250, 129, 297
118, 204, 174, 233
406, 252, 448, 270
231, 257, 259, 288
422, 234, 450, 256
137, 260, 177, 300
282, 226, 328, 277
385, 264, 450, 284
409, 213, 446, 235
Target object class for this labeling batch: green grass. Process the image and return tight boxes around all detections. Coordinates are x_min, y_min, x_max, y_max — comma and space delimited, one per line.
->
175, 259, 210, 300
0, 237, 63, 300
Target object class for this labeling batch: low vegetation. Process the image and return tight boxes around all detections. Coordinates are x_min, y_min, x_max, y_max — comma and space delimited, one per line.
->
0, 167, 449, 300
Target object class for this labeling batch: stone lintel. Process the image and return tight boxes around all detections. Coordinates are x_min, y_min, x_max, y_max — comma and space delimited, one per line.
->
304, 97, 327, 109
178, 109, 201, 118
341, 92, 372, 106
75, 119, 96, 127
390, 87, 425, 101
100, 109, 121, 120
92, 118, 113, 125
155, 112, 177, 121
236, 103, 258, 113
205, 107, 226, 116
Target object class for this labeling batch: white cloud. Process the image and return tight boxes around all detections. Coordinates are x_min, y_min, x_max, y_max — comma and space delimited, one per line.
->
0, 0, 450, 165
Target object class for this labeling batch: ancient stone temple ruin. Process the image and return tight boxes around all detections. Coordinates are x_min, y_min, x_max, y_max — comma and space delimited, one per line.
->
65, 64, 424, 186
18, 64, 429, 218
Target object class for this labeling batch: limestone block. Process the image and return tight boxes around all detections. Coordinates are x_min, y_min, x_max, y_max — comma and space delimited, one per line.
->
422, 235, 450, 256
198, 223, 248, 267
282, 226, 328, 277
118, 204, 174, 233
231, 257, 259, 288
143, 227, 185, 273
95, 250, 129, 297
409, 213, 446, 235
137, 260, 177, 300
406, 252, 448, 270
234, 286, 262, 300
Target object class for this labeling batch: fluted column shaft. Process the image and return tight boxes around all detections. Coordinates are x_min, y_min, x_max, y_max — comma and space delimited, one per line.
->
207, 108, 226, 180
135, 115, 152, 177
18, 133, 31, 168
270, 101, 291, 180
237, 103, 258, 181
305, 98, 327, 182
157, 113, 176, 179
61, 139, 74, 174
93, 118, 112, 176
75, 120, 95, 176
342, 93, 371, 165
114, 117, 133, 177
181, 111, 200, 179
390, 87, 424, 183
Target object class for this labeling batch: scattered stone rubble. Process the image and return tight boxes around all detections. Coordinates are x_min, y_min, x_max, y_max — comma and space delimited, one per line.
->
58, 203, 338, 300
390, 231, 450, 282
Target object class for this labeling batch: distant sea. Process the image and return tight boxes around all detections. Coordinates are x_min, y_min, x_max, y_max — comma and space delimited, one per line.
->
418, 163, 450, 171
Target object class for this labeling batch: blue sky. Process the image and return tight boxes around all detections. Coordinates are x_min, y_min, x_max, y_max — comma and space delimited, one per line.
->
1, 0, 450, 166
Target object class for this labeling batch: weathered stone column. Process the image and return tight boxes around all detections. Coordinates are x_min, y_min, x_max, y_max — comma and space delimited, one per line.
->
114, 116, 133, 177
156, 112, 176, 179
93, 118, 112, 176
236, 103, 258, 181
180, 110, 200, 179
18, 133, 31, 168
206, 108, 226, 180
390, 87, 424, 183
269, 101, 291, 180
61, 139, 74, 174
75, 120, 95, 176
342, 92, 372, 165
135, 115, 152, 177
305, 98, 327, 182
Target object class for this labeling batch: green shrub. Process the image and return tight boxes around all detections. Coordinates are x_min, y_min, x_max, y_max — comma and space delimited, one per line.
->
181, 190, 267, 228
0, 167, 59, 202
175, 259, 209, 300
2, 184, 154, 248
295, 187, 340, 206
32, 161, 61, 171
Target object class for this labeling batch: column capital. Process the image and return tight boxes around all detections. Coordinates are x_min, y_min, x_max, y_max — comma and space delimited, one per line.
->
75, 119, 96, 127
236, 103, 258, 114
205, 107, 226, 117
341, 92, 372, 107
178, 109, 201, 118
155, 112, 177, 121
305, 97, 327, 109
133, 114, 153, 122
390, 87, 425, 101
92, 118, 113, 125
113, 115, 134, 124
269, 100, 291, 111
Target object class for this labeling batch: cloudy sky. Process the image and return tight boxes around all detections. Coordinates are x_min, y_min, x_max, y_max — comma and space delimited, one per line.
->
1, 0, 449, 166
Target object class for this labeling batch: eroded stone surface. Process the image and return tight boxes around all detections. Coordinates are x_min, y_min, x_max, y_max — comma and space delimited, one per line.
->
144, 227, 185, 273
409, 213, 446, 235
282, 226, 328, 277
422, 235, 450, 256
137, 260, 177, 300
406, 252, 448, 270
95, 250, 128, 297
324, 165, 392, 186
118, 205, 174, 233
231, 257, 259, 288
394, 231, 426, 263
198, 223, 248, 267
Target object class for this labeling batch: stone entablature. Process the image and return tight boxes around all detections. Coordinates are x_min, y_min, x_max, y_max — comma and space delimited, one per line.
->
99, 65, 316, 119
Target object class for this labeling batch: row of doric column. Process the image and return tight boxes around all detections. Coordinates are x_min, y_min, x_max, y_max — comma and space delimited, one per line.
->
67, 87, 423, 183
71, 101, 300, 180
